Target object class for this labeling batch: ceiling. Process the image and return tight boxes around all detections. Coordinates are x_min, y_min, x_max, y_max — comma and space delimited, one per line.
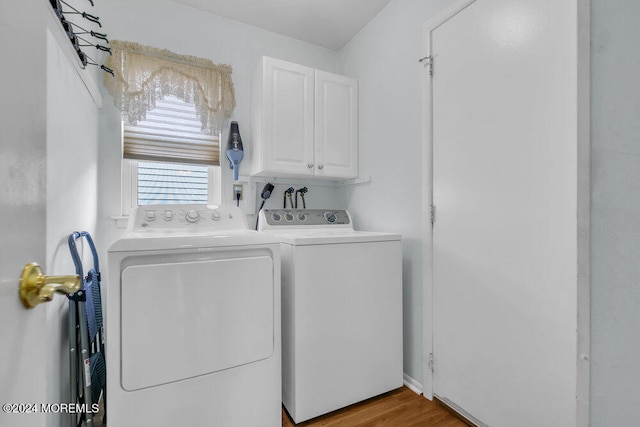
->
168, 0, 393, 51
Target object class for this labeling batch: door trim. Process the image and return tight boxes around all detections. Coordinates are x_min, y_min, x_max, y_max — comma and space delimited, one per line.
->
420, 2, 591, 425
420, 0, 478, 401
575, 2, 591, 425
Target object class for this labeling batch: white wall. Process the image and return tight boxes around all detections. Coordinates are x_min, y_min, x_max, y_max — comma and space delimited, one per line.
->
336, 0, 454, 385
591, 0, 640, 424
96, 0, 342, 251
45, 23, 100, 426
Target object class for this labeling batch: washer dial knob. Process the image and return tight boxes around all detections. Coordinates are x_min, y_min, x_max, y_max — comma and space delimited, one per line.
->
145, 211, 156, 221
185, 209, 200, 223
163, 210, 174, 221
211, 210, 221, 221
324, 211, 337, 223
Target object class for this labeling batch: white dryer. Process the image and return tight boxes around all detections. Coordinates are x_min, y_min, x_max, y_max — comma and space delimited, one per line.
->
107, 204, 281, 427
258, 209, 403, 423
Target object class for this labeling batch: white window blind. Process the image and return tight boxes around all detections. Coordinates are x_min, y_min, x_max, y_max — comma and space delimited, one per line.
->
123, 96, 220, 165
137, 161, 209, 205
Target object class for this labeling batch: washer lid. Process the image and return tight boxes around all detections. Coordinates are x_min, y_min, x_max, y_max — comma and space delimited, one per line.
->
261, 229, 401, 245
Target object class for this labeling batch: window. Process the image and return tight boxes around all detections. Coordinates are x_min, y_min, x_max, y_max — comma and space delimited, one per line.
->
105, 41, 235, 217
121, 96, 221, 214
136, 161, 214, 205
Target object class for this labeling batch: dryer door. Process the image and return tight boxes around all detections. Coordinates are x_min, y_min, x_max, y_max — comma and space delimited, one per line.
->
120, 255, 274, 391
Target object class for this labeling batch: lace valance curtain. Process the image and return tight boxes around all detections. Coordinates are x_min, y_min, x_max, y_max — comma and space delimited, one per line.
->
104, 40, 236, 134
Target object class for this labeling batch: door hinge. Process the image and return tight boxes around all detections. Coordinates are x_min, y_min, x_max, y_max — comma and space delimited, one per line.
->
428, 352, 434, 372
419, 55, 433, 76
430, 205, 436, 224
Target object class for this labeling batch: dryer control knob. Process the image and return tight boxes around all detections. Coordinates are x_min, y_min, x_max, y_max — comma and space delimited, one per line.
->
185, 210, 200, 223
211, 211, 221, 221
145, 211, 156, 221
163, 210, 174, 221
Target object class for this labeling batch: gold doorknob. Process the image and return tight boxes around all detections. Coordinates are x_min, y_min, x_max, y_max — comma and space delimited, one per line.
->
19, 263, 81, 309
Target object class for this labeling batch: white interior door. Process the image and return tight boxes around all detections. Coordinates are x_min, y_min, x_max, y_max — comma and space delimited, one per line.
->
1, 0, 51, 424
0, 3, 49, 424
1, 5, 102, 426
0, 183, 49, 427
428, 0, 582, 425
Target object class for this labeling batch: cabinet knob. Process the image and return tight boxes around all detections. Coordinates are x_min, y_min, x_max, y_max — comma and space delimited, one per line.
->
318, 164, 324, 170
307, 163, 314, 169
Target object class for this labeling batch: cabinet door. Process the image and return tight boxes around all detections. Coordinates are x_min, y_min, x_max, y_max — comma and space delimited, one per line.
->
314, 71, 358, 179
262, 57, 315, 176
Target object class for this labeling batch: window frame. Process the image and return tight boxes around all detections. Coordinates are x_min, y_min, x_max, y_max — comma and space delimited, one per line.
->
121, 157, 222, 216
117, 96, 224, 217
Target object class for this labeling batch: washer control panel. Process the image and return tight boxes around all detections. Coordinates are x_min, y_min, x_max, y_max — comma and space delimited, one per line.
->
262, 209, 350, 227
130, 204, 247, 231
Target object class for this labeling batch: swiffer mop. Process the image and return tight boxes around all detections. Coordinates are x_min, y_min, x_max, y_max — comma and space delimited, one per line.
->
226, 121, 244, 181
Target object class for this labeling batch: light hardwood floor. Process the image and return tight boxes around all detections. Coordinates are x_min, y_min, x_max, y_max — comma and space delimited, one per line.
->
96, 386, 468, 426
282, 386, 470, 427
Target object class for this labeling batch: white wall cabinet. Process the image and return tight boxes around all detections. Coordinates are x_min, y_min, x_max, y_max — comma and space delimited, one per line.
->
251, 56, 358, 180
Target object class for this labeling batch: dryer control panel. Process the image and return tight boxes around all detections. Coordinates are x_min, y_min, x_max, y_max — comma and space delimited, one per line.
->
129, 204, 248, 231
260, 209, 351, 228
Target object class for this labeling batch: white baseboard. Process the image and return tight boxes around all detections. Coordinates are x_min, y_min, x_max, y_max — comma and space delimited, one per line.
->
403, 373, 423, 395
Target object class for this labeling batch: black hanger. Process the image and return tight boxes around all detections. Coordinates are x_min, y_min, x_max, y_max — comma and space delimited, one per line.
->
60, 0, 102, 27
77, 36, 112, 55
77, 51, 114, 76
65, 20, 110, 44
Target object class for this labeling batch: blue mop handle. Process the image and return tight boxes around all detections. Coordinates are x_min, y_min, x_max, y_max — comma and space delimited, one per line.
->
233, 162, 239, 181
227, 149, 244, 181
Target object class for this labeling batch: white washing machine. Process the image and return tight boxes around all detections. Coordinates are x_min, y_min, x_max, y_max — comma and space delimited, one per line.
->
258, 209, 403, 423
107, 204, 281, 427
